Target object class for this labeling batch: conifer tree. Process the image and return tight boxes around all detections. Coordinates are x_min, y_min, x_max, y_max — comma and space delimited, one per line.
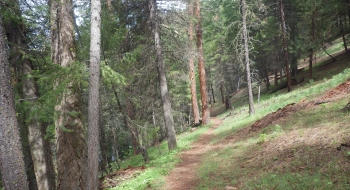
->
87, 0, 101, 188
149, 0, 177, 150
50, 0, 87, 189
0, 15, 29, 190
194, 0, 211, 123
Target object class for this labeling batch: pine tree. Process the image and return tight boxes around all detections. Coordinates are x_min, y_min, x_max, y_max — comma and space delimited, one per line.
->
50, 0, 87, 189
0, 15, 29, 190
150, 0, 177, 150
87, 0, 101, 188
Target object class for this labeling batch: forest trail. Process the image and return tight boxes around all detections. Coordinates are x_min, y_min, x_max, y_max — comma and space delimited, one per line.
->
165, 117, 222, 190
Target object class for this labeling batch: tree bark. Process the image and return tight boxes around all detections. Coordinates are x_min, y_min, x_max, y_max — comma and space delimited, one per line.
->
241, 0, 255, 115
187, 1, 200, 124
87, 0, 101, 188
4, 1, 56, 188
50, 0, 87, 189
194, 0, 210, 124
150, 0, 177, 150
279, 0, 291, 92
100, 122, 109, 174
0, 16, 29, 190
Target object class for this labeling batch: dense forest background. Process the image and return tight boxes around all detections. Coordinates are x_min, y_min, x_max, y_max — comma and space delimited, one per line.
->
0, 0, 349, 189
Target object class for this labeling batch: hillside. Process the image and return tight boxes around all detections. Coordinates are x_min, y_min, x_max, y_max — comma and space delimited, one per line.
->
100, 51, 350, 189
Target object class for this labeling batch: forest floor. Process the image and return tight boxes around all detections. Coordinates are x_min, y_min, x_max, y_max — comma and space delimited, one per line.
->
164, 118, 222, 190
102, 50, 350, 189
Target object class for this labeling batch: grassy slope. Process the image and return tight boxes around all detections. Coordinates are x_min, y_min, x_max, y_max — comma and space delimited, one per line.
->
104, 44, 350, 189
197, 51, 350, 189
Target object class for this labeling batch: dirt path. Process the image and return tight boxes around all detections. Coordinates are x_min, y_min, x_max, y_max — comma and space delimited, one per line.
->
165, 117, 222, 190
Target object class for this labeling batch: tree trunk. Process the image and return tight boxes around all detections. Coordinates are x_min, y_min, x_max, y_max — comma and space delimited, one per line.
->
309, 49, 313, 80
346, 0, 350, 25
194, 0, 210, 124
150, 0, 177, 150
262, 61, 270, 90
50, 0, 60, 64
241, 0, 255, 115
87, 0, 101, 188
100, 123, 109, 174
279, 0, 291, 92
308, 5, 316, 81
4, 1, 56, 188
112, 127, 121, 169
220, 83, 225, 103
50, 0, 88, 189
274, 68, 278, 86
339, 12, 348, 52
187, 1, 200, 124
114, 89, 150, 163
211, 83, 216, 103
0, 16, 29, 190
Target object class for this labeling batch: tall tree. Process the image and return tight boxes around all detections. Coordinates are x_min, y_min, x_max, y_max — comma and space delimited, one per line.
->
0, 16, 29, 190
4, 0, 56, 188
50, 0, 87, 189
187, 0, 200, 124
194, 0, 210, 124
87, 0, 101, 188
240, 0, 255, 115
279, 0, 291, 92
149, 0, 177, 150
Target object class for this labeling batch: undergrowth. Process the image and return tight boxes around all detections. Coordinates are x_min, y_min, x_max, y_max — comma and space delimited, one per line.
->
107, 123, 211, 190
107, 42, 350, 190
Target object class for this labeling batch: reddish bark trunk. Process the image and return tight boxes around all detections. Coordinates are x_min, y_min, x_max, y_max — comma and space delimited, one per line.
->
195, 0, 210, 124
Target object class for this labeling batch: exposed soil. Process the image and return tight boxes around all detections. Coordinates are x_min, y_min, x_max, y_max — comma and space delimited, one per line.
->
99, 165, 146, 189
100, 78, 350, 189
250, 79, 350, 132
210, 79, 350, 189
165, 117, 222, 190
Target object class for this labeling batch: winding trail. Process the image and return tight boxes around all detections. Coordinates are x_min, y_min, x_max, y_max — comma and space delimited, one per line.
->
165, 117, 222, 190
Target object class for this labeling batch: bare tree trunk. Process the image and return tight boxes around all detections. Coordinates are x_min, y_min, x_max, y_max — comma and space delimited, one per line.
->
50, 0, 87, 189
87, 0, 101, 188
309, 50, 313, 80
279, 0, 291, 92
150, 0, 177, 150
274, 68, 278, 86
211, 83, 216, 103
220, 83, 225, 103
194, 0, 210, 124
0, 16, 29, 190
339, 12, 348, 52
241, 0, 255, 115
308, 9, 316, 80
187, 1, 200, 124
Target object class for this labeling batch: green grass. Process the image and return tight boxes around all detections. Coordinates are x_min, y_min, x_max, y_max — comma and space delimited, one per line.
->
316, 41, 344, 59
196, 66, 350, 189
107, 123, 211, 190
107, 41, 350, 190
244, 171, 350, 190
